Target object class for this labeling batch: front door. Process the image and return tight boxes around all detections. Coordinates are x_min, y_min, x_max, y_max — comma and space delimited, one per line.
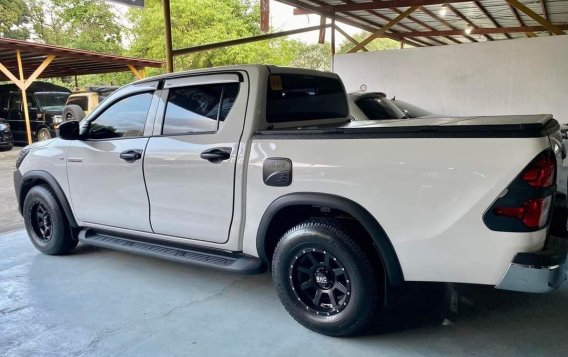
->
67, 90, 157, 232
144, 73, 247, 243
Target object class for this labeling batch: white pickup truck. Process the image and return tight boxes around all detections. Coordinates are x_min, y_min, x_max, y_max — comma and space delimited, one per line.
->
14, 65, 568, 336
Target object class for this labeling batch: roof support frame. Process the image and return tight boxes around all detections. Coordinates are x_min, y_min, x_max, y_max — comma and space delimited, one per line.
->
348, 6, 420, 53
506, 0, 565, 35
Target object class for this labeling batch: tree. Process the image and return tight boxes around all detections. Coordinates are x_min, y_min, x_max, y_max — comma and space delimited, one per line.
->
0, 0, 31, 39
337, 32, 400, 54
127, 0, 304, 73
290, 43, 332, 72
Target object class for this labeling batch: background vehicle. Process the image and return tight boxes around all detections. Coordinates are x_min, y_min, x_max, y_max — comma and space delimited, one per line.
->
14, 65, 567, 337
349, 92, 436, 121
391, 97, 434, 118
63, 86, 118, 122
0, 119, 13, 151
0, 82, 70, 144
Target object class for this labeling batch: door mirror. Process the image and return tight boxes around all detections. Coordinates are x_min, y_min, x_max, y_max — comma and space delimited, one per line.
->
57, 120, 80, 140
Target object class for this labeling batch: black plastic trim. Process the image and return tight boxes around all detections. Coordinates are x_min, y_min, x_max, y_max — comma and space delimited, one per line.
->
255, 118, 559, 139
17, 170, 78, 227
256, 193, 404, 286
512, 235, 568, 267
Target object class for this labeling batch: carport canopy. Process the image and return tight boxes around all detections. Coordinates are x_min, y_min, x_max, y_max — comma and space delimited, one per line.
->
0, 37, 163, 144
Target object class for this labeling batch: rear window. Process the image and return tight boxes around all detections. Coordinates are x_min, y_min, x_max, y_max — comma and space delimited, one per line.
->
67, 96, 88, 111
266, 74, 348, 123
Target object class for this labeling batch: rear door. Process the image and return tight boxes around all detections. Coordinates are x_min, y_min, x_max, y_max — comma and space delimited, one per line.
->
144, 73, 247, 243
67, 83, 160, 231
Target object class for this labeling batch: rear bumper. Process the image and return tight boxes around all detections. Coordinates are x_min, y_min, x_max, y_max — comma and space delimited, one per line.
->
496, 235, 567, 293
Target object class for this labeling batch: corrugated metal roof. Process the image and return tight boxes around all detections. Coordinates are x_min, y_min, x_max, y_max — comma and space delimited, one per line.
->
278, 0, 568, 47
0, 37, 163, 81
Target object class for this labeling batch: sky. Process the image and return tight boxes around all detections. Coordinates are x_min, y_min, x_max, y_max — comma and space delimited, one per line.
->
269, 1, 363, 43
110, 0, 364, 45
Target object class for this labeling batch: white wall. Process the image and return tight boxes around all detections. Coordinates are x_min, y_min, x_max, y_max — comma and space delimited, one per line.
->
334, 36, 568, 121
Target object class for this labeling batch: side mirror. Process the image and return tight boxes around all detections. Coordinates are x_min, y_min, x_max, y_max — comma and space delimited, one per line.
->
57, 120, 80, 140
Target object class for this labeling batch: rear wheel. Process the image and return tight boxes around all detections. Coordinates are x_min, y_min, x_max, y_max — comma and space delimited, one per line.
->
23, 185, 78, 255
272, 219, 383, 336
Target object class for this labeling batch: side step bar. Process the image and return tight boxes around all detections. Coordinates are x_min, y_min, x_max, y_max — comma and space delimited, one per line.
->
78, 229, 265, 274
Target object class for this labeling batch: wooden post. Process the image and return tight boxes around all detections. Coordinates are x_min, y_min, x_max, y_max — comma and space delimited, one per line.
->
128, 64, 145, 80
318, 15, 326, 44
16, 50, 33, 145
260, 0, 270, 33
163, 0, 174, 73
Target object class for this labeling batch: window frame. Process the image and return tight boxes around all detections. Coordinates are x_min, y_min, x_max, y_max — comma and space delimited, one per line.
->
83, 90, 158, 141
153, 73, 241, 137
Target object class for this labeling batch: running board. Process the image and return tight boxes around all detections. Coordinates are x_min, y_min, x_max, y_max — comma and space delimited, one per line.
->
78, 229, 264, 274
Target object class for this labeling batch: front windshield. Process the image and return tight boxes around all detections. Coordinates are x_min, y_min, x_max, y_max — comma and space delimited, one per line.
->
34, 92, 69, 111
356, 96, 407, 120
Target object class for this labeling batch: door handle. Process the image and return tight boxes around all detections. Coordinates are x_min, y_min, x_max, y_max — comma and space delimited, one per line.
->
119, 149, 143, 163
200, 147, 232, 163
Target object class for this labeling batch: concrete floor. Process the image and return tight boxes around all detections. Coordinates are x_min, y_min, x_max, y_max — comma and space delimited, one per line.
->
0, 147, 23, 232
1, 229, 568, 356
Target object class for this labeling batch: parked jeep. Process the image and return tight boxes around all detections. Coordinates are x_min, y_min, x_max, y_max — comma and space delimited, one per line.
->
0, 82, 70, 144
62, 86, 118, 122
14, 65, 568, 336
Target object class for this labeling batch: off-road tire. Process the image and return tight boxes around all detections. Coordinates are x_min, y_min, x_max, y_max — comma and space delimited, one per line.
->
23, 185, 78, 255
272, 219, 382, 336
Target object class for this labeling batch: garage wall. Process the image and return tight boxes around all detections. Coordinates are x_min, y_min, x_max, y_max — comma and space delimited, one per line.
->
334, 36, 568, 121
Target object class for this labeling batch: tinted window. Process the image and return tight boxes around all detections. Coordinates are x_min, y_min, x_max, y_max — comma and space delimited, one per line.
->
67, 96, 88, 111
88, 92, 152, 140
9, 94, 21, 110
266, 74, 348, 123
356, 97, 406, 120
0, 94, 8, 109
393, 100, 432, 118
162, 83, 239, 135
34, 92, 69, 111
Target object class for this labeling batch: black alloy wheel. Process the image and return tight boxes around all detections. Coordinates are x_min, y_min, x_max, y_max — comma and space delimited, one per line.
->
289, 248, 351, 316
272, 219, 383, 336
31, 202, 53, 243
23, 185, 78, 255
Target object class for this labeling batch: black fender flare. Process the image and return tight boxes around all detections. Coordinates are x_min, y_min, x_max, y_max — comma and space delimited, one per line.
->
16, 170, 78, 227
256, 192, 404, 286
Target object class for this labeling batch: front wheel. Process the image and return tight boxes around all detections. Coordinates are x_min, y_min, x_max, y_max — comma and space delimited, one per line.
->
272, 219, 383, 336
23, 185, 78, 255
37, 127, 51, 141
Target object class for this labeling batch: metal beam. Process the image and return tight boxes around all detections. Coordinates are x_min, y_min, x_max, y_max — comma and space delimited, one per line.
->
172, 25, 332, 56
335, 25, 369, 52
447, 4, 493, 41
506, 0, 565, 35
333, 0, 469, 13
418, 6, 476, 43
348, 6, 419, 53
474, 1, 512, 39
395, 25, 568, 37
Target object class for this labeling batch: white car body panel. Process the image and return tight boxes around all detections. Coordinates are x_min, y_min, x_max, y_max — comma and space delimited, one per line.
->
243, 136, 551, 285
15, 65, 563, 289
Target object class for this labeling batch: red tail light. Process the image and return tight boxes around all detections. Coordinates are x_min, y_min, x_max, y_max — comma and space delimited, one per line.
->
521, 150, 555, 188
485, 149, 556, 232
495, 196, 552, 229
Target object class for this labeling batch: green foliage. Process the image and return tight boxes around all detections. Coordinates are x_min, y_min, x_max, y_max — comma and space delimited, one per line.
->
290, 43, 332, 72
128, 0, 303, 72
337, 32, 400, 54
0, 0, 31, 39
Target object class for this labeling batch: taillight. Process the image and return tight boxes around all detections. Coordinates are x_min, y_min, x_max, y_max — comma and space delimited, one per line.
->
484, 149, 557, 232
495, 196, 552, 229
521, 150, 555, 188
